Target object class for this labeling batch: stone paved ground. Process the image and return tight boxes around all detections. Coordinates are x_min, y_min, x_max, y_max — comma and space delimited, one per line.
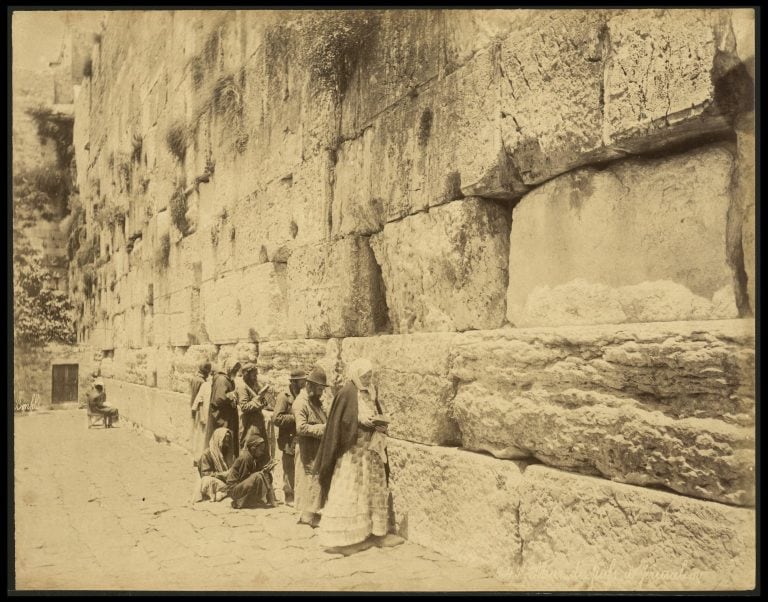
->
13, 409, 509, 591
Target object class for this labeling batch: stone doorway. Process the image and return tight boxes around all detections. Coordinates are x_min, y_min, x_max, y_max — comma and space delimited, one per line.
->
51, 364, 79, 404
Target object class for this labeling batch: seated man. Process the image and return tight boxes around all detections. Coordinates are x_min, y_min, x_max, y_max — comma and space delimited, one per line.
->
226, 434, 278, 509
87, 379, 119, 427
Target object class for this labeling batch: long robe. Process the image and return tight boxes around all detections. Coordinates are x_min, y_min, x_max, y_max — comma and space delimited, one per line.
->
235, 377, 267, 450
226, 439, 275, 509
190, 372, 207, 461
294, 393, 326, 516
206, 372, 238, 464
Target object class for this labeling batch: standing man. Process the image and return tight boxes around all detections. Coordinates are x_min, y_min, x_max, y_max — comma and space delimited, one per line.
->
272, 369, 306, 507
236, 363, 268, 449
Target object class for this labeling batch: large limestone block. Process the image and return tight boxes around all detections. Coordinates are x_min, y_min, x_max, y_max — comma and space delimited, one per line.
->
498, 10, 612, 185
449, 320, 755, 505
507, 144, 739, 327
515, 465, 755, 590
340, 10, 443, 137
102, 378, 193, 450
341, 333, 460, 445
257, 338, 341, 408
168, 287, 195, 347
387, 440, 754, 590
201, 262, 288, 343
388, 440, 526, 571
286, 237, 388, 338
371, 198, 510, 333
333, 49, 509, 234
231, 153, 331, 271
602, 9, 745, 150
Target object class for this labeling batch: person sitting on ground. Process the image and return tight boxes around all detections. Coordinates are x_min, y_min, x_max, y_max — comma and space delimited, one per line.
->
87, 378, 119, 428
226, 434, 278, 509
192, 427, 233, 504
293, 365, 329, 528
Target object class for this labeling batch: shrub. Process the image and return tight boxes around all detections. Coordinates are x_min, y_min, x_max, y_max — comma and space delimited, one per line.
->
169, 186, 189, 234
26, 105, 74, 168
82, 266, 97, 296
297, 10, 380, 95
165, 121, 190, 162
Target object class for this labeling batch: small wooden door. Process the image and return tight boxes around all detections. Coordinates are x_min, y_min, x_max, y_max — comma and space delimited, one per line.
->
52, 364, 79, 403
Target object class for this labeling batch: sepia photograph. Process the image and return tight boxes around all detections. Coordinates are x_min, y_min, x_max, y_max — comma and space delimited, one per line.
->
9, 6, 757, 593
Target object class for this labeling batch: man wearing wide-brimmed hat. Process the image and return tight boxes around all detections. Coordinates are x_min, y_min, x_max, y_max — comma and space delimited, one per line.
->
293, 365, 330, 527
272, 368, 307, 506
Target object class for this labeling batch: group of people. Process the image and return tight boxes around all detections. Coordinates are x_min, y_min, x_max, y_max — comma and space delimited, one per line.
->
189, 357, 402, 555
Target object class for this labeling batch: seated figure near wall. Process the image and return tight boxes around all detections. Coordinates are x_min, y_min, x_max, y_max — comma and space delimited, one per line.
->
226, 434, 278, 509
87, 379, 119, 427
193, 427, 233, 503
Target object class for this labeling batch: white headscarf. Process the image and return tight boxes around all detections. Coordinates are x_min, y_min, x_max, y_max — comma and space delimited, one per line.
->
348, 358, 374, 392
208, 427, 231, 473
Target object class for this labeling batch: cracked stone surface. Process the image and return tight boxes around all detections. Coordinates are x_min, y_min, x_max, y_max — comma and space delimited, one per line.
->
13, 410, 505, 591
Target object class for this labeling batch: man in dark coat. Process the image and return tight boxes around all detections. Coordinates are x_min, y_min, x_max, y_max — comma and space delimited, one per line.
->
272, 369, 307, 506
207, 359, 241, 465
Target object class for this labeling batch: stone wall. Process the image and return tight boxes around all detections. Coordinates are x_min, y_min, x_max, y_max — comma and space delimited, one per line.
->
14, 344, 100, 407
70, 9, 755, 589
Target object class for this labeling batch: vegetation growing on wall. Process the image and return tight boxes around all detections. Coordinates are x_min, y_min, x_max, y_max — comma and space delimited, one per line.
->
169, 185, 190, 234
297, 10, 380, 96
131, 133, 143, 163
165, 121, 190, 162
26, 105, 75, 168
13, 166, 70, 223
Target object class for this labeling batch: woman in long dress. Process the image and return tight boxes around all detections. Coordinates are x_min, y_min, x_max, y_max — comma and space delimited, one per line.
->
293, 365, 329, 528
313, 359, 403, 554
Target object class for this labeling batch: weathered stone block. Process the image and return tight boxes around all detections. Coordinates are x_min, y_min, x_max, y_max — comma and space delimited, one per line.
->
371, 198, 510, 333
257, 338, 341, 408
216, 342, 258, 371
200, 262, 288, 343
388, 440, 754, 590
515, 465, 755, 590
231, 153, 330, 270
340, 10, 443, 137
507, 145, 739, 327
498, 10, 611, 186
602, 9, 741, 150
168, 287, 194, 347
169, 344, 218, 394
286, 237, 388, 338
388, 440, 525, 571
341, 333, 460, 445
333, 49, 508, 232
103, 378, 193, 449
449, 319, 755, 505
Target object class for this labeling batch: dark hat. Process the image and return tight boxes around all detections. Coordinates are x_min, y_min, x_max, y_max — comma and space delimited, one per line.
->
289, 369, 307, 381
306, 365, 329, 387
